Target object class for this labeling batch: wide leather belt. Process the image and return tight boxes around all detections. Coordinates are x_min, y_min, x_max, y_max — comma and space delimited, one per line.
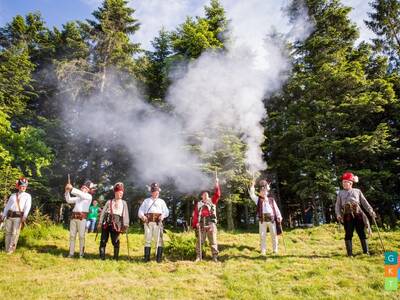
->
146, 213, 161, 222
7, 211, 23, 218
71, 212, 88, 220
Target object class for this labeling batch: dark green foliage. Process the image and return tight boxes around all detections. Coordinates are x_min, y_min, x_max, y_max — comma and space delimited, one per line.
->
140, 28, 173, 105
0, 44, 34, 117
265, 0, 398, 225
0, 13, 53, 203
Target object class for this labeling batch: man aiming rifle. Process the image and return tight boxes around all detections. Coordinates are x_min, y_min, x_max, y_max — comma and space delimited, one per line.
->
249, 179, 283, 256
64, 177, 95, 258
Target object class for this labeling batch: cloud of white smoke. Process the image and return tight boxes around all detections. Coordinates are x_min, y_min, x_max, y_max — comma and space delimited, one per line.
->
167, 0, 313, 173
63, 0, 313, 191
63, 77, 209, 192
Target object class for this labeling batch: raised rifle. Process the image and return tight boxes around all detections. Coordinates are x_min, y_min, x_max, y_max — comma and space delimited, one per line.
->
278, 221, 287, 253
126, 229, 131, 260
197, 222, 202, 261
65, 174, 72, 194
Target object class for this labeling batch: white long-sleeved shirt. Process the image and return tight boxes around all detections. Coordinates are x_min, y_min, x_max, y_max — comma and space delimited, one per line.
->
138, 197, 169, 219
65, 187, 92, 213
249, 186, 273, 214
2, 192, 32, 219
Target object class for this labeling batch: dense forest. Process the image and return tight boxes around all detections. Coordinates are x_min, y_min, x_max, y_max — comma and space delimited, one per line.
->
0, 0, 399, 229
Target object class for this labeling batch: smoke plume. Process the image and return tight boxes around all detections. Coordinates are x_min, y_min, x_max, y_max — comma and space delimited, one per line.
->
62, 0, 313, 191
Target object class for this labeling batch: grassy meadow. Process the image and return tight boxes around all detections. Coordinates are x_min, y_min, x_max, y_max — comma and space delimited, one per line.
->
0, 223, 399, 299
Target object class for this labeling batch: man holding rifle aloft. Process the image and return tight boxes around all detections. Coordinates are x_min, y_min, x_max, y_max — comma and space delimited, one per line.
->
249, 179, 282, 256
98, 182, 129, 260
191, 175, 221, 262
64, 179, 95, 258
335, 172, 376, 256
138, 182, 169, 263
1, 177, 32, 254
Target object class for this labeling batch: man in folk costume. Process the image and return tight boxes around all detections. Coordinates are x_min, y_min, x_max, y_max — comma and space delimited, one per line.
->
98, 182, 129, 260
64, 180, 94, 258
335, 172, 376, 256
249, 179, 282, 255
191, 176, 221, 262
0, 177, 32, 254
138, 182, 169, 263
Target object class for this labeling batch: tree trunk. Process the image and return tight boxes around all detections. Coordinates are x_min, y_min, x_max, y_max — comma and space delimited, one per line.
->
171, 196, 177, 228
184, 199, 192, 226
100, 66, 107, 93
243, 205, 249, 229
226, 198, 234, 231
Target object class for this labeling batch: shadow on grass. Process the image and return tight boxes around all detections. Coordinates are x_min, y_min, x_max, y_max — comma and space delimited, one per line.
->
21, 242, 378, 264
218, 243, 258, 252
213, 252, 351, 262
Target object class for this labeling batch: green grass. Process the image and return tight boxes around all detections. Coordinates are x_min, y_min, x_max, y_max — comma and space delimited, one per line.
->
0, 224, 399, 299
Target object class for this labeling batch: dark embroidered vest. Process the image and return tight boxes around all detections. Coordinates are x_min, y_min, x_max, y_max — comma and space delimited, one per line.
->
256, 196, 265, 220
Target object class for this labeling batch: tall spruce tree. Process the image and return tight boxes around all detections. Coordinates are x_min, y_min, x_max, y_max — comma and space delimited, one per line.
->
265, 0, 397, 224
366, 0, 400, 71
86, 0, 141, 92
204, 0, 228, 45
365, 0, 400, 224
141, 28, 172, 105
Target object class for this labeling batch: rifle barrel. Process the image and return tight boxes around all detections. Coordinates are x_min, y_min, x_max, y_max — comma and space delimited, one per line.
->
198, 225, 202, 260
126, 231, 131, 260
373, 218, 385, 253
